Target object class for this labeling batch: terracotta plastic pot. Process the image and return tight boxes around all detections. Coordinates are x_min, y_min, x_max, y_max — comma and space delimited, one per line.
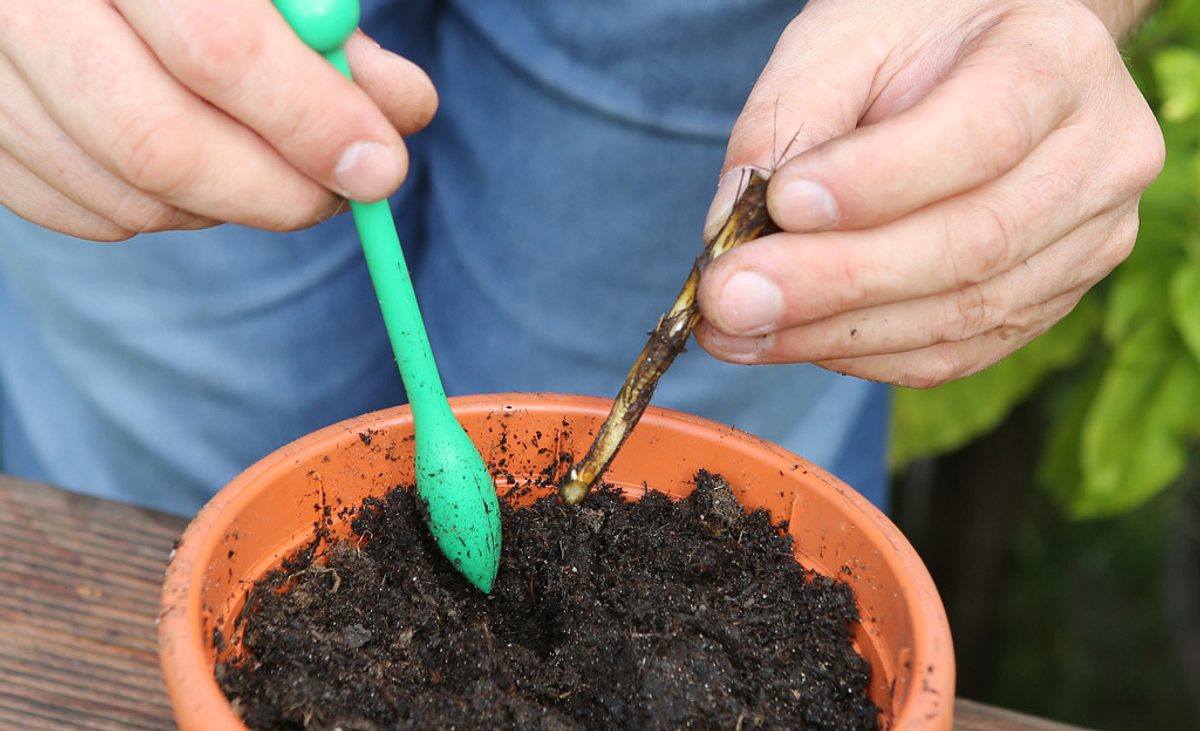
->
160, 393, 954, 730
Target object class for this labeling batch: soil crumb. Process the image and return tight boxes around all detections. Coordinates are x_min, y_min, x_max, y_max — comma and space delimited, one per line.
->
217, 470, 879, 730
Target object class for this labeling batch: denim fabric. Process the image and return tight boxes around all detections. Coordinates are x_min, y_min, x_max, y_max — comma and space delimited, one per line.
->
0, 0, 889, 516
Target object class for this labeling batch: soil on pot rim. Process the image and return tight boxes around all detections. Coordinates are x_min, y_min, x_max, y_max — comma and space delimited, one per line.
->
216, 470, 880, 730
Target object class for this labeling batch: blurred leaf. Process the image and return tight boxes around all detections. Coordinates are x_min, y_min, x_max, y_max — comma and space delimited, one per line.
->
1036, 359, 1107, 508
890, 297, 1100, 467
1076, 317, 1200, 518
1103, 251, 1179, 342
1171, 259, 1200, 364
1154, 47, 1200, 122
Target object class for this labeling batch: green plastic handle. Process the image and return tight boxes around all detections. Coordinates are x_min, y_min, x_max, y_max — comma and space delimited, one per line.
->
275, 0, 500, 592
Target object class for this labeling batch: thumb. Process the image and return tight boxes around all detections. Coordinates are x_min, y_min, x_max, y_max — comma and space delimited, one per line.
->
702, 7, 881, 241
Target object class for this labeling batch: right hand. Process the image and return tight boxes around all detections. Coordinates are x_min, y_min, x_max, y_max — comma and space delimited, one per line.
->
0, 0, 437, 241
693, 0, 1163, 388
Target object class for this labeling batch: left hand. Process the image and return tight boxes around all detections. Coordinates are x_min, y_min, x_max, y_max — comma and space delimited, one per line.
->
693, 0, 1164, 388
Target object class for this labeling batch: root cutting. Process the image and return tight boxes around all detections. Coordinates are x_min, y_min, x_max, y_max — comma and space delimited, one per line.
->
559, 171, 780, 505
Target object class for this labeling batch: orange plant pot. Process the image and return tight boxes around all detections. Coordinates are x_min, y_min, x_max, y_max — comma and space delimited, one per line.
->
159, 393, 954, 730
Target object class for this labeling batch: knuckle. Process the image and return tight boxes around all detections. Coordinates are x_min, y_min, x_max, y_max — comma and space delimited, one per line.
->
998, 299, 1041, 337
112, 112, 197, 196
172, 7, 261, 92
259, 190, 342, 232
900, 350, 965, 389
1039, 2, 1117, 69
1088, 91, 1164, 205
285, 98, 351, 158
931, 347, 972, 385
107, 190, 181, 233
973, 91, 1037, 175
947, 284, 1001, 342
1072, 6, 1119, 63
951, 200, 1021, 283
1126, 112, 1166, 191
825, 249, 872, 315
1101, 211, 1141, 269
1011, 5, 1117, 108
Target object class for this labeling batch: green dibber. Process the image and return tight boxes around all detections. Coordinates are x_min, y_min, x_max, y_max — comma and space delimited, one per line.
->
274, 0, 501, 592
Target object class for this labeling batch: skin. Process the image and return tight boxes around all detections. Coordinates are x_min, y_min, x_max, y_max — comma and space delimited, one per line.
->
694, 0, 1165, 387
0, 0, 1164, 389
0, 0, 436, 241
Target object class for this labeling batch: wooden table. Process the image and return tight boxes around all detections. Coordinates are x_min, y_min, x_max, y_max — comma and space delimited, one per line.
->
0, 475, 1092, 731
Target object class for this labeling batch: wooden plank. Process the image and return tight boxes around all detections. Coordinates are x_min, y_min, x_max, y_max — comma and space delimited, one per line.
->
0, 475, 1090, 731
0, 476, 182, 730
955, 699, 1097, 730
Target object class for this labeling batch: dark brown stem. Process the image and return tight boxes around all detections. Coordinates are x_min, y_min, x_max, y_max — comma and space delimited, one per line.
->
559, 171, 780, 504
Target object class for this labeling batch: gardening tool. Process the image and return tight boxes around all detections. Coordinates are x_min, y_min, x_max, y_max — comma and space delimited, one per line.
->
273, 0, 500, 593
559, 172, 780, 505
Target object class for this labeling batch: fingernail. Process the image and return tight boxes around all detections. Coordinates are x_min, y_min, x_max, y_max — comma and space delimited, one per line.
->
706, 330, 772, 359
718, 271, 782, 335
334, 142, 400, 201
703, 168, 752, 243
773, 178, 837, 231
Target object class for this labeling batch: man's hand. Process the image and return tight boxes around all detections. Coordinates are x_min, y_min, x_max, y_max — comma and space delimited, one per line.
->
0, 0, 436, 241
694, 0, 1164, 388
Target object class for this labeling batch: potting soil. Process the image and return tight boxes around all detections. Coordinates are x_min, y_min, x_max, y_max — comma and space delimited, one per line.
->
217, 471, 879, 730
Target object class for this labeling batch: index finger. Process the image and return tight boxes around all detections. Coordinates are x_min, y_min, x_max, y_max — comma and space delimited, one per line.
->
766, 21, 1091, 233
698, 121, 1127, 337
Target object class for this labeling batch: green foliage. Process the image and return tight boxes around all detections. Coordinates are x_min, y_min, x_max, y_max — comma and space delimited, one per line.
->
890, 298, 1100, 467
891, 3, 1200, 518
1156, 47, 1200, 122
1078, 317, 1200, 517
1174, 262, 1200, 361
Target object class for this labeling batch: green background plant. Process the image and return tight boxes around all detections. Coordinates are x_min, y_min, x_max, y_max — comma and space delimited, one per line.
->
887, 5, 1200, 728
891, 0, 1200, 519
